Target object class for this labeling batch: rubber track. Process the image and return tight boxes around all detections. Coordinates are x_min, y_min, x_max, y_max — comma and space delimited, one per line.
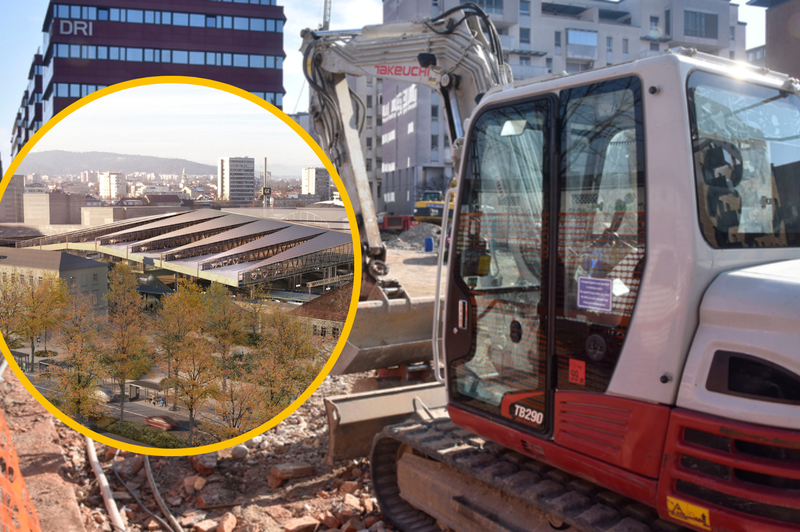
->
371, 414, 690, 532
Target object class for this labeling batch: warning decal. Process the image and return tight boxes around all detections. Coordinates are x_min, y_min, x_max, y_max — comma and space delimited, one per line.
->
666, 496, 711, 530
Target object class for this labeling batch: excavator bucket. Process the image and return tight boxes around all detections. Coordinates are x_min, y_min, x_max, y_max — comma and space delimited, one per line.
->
331, 295, 437, 375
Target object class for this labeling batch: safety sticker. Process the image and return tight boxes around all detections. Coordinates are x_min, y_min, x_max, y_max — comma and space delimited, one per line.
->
569, 358, 586, 386
666, 497, 711, 531
577, 277, 613, 312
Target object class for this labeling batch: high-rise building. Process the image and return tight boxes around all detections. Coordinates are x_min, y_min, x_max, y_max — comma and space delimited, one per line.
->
10, 0, 286, 159
218, 156, 255, 204
302, 167, 333, 201
378, 0, 747, 215
98, 171, 125, 199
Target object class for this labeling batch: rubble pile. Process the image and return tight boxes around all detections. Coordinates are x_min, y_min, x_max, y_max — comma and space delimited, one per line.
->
384, 223, 441, 251
36, 372, 394, 532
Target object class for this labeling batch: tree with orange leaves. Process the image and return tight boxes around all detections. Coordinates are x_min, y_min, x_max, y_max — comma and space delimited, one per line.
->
168, 336, 220, 446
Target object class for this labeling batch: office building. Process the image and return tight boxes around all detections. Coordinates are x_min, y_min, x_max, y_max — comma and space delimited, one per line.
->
10, 0, 286, 159
302, 167, 334, 201
747, 0, 800, 78
379, 0, 747, 215
218, 156, 255, 204
98, 171, 125, 200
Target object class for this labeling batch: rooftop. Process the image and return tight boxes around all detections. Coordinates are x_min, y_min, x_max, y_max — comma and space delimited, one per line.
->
0, 248, 105, 272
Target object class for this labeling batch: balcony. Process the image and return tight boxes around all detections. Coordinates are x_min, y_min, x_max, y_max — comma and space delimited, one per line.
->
567, 43, 597, 61
499, 34, 516, 51
511, 64, 551, 80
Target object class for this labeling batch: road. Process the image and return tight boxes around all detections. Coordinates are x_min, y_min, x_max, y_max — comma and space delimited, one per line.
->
26, 373, 191, 432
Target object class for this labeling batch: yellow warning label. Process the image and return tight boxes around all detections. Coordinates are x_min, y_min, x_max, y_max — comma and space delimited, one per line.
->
667, 496, 711, 531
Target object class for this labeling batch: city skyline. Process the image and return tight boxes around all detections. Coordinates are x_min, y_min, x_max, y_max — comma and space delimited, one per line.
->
0, 0, 383, 170
0, 2, 765, 170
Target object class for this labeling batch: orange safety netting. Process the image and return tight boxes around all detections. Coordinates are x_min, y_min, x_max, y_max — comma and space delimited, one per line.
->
0, 408, 40, 532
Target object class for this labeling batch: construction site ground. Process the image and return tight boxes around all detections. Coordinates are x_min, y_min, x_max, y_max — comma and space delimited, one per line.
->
0, 224, 554, 532
2, 367, 397, 532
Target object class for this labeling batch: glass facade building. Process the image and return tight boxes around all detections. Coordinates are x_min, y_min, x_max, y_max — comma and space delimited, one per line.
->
10, 0, 285, 159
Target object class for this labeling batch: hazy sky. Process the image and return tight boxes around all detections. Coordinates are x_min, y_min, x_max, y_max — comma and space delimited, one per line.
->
27, 83, 323, 175
0, 1, 764, 170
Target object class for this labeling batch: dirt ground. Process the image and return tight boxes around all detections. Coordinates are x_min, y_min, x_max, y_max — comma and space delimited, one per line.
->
2, 367, 391, 532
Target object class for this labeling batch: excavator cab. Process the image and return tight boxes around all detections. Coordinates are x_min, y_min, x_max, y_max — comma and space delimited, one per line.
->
445, 76, 645, 435
439, 55, 800, 531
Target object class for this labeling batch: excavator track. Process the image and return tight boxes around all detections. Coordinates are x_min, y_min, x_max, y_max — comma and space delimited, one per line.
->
372, 413, 689, 532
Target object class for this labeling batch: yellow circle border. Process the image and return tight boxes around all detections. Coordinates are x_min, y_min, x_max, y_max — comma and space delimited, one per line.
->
0, 76, 363, 456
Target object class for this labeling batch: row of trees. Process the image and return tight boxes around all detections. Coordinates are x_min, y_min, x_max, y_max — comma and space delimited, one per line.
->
1, 263, 327, 447
0, 270, 69, 365
157, 280, 325, 445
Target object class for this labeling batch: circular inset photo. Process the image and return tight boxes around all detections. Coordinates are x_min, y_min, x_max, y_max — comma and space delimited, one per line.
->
0, 77, 360, 455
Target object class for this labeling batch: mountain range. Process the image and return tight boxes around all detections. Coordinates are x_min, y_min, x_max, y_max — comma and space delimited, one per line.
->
14, 150, 305, 179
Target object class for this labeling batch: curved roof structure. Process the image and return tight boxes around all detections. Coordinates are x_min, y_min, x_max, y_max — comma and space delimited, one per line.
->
17, 209, 354, 287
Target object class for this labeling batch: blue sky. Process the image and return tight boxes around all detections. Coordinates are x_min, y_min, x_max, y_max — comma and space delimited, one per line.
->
0, 1, 763, 170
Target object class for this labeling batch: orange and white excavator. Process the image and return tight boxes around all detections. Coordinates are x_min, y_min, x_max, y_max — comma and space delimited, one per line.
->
302, 5, 800, 531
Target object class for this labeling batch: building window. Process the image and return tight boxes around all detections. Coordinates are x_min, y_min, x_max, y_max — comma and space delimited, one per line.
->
650, 42, 659, 52
366, 159, 372, 172
622, 38, 629, 61
730, 50, 735, 60
520, 0, 529, 15
366, 137, 373, 149
665, 9, 671, 35
93, 273, 98, 284
546, 57, 552, 73
730, 26, 735, 44
685, 11, 718, 39
431, 104, 439, 120
520, 56, 530, 66
520, 28, 531, 44
367, 115, 373, 129
606, 36, 613, 64
461, 0, 502, 15
650, 16, 659, 31
555, 31, 562, 55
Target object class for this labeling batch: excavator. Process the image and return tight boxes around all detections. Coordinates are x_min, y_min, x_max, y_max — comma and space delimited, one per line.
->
414, 177, 457, 224
302, 4, 800, 531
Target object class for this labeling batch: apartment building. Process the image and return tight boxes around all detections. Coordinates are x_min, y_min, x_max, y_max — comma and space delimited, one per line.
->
378, 0, 747, 215
98, 171, 125, 199
218, 156, 255, 204
302, 167, 334, 201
